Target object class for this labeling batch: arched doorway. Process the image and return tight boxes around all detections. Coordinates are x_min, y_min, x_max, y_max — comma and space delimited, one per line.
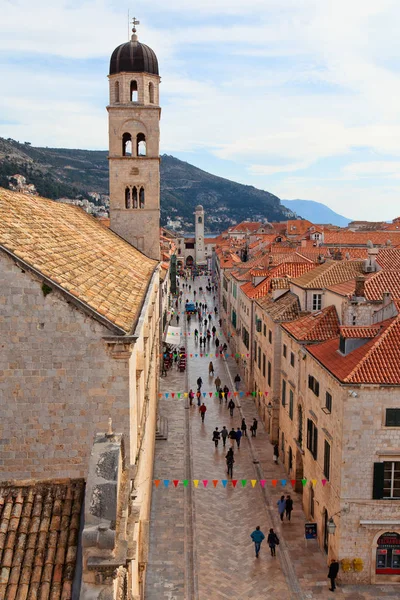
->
186, 255, 194, 267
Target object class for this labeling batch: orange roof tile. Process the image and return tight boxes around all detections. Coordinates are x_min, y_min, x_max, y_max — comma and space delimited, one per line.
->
242, 262, 317, 300
0, 188, 157, 334
376, 248, 400, 270
291, 260, 365, 289
282, 305, 340, 341
327, 271, 400, 302
339, 326, 380, 339
324, 231, 400, 246
256, 292, 300, 322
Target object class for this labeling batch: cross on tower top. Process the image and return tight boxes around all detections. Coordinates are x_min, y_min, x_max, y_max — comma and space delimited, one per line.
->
131, 17, 140, 32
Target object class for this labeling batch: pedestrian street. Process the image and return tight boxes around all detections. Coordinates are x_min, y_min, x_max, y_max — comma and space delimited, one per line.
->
146, 276, 400, 600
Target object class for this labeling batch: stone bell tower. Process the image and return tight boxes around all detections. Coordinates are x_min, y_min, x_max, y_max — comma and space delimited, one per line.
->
107, 18, 161, 260
195, 204, 206, 265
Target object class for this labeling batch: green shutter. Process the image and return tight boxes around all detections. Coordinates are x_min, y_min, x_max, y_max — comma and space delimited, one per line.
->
372, 463, 384, 499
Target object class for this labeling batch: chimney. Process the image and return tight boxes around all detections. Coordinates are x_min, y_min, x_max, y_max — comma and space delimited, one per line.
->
355, 275, 366, 297
382, 291, 391, 307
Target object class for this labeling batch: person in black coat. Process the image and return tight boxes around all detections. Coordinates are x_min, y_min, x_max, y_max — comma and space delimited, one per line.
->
285, 495, 293, 521
267, 528, 279, 556
328, 559, 339, 591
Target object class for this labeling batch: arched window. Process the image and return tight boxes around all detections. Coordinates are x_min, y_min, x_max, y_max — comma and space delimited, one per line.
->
115, 81, 120, 103
132, 186, 138, 209
122, 132, 132, 156
125, 187, 131, 209
149, 82, 155, 104
130, 80, 138, 102
137, 133, 146, 156
139, 187, 145, 208
198, 216, 202, 224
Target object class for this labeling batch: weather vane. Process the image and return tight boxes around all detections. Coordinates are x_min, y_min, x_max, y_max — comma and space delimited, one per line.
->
131, 17, 140, 32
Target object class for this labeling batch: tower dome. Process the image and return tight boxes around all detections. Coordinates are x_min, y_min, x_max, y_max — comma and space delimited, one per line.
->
109, 22, 159, 76
195, 205, 204, 211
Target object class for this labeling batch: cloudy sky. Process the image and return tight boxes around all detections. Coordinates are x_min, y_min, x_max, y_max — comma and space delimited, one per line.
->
1, 0, 400, 220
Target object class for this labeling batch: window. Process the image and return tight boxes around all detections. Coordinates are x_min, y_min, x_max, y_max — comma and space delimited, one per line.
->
307, 419, 318, 459
122, 132, 132, 156
281, 431, 285, 453
290, 352, 295, 367
308, 375, 320, 396
267, 361, 271, 387
281, 379, 286, 406
231, 310, 237, 328
222, 295, 227, 311
256, 318, 262, 333
149, 81, 155, 103
132, 186, 138, 208
137, 133, 146, 156
223, 277, 228, 291
125, 187, 131, 209
325, 392, 332, 413
115, 81, 120, 103
198, 216, 202, 223
254, 342, 257, 363
373, 462, 400, 499
130, 80, 138, 102
262, 354, 266, 377
232, 283, 237, 299
242, 326, 250, 349
298, 406, 303, 448
339, 335, 346, 354
288, 446, 293, 471
385, 409, 400, 427
312, 293, 322, 311
139, 187, 145, 208
283, 344, 287, 358
258, 347, 261, 370
289, 390, 294, 420
268, 330, 272, 344
324, 440, 331, 481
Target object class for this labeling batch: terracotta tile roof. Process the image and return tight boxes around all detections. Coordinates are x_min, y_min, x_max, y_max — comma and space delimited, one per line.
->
256, 292, 300, 322
270, 277, 291, 290
308, 317, 400, 384
324, 231, 400, 246
287, 219, 313, 236
228, 221, 261, 233
0, 188, 157, 334
327, 271, 400, 302
326, 279, 358, 297
376, 248, 400, 270
291, 260, 365, 289
282, 305, 340, 341
243, 262, 317, 299
0, 479, 84, 600
339, 326, 380, 338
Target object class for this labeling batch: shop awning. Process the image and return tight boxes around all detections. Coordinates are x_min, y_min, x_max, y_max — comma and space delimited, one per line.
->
165, 326, 182, 345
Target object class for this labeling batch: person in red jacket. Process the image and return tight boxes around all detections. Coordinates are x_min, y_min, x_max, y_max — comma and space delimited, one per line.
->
199, 403, 207, 422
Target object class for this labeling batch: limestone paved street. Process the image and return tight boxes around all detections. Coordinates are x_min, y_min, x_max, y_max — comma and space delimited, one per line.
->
146, 276, 399, 600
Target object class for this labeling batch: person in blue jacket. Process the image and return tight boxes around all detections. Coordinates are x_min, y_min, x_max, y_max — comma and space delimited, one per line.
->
250, 526, 265, 558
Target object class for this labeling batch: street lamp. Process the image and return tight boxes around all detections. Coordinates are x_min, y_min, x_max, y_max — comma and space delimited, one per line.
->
327, 517, 337, 535
267, 401, 273, 415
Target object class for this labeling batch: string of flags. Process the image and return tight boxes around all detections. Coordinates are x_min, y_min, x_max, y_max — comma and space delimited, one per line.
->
161, 352, 248, 358
158, 391, 269, 399
164, 331, 235, 337
154, 478, 328, 488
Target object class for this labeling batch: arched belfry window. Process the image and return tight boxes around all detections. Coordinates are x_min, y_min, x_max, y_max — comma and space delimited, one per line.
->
122, 133, 132, 156
132, 186, 138, 209
125, 187, 131, 209
198, 216, 202, 224
130, 80, 138, 102
149, 82, 155, 104
115, 81, 120, 103
137, 133, 146, 156
139, 187, 145, 209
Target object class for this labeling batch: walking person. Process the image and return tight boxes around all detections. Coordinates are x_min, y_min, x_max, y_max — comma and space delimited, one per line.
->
221, 426, 228, 447
215, 375, 221, 390
197, 376, 203, 391
209, 361, 214, 376
234, 373, 241, 391
199, 403, 207, 423
241, 418, 247, 437
223, 385, 229, 402
176, 314, 180, 325
196, 390, 202, 406
212, 427, 220, 448
328, 558, 339, 592
228, 428, 236, 448
235, 427, 242, 449
267, 528, 279, 556
273, 443, 279, 464
252, 417, 258, 437
215, 337, 220, 350
228, 398, 235, 417
194, 328, 199, 340
226, 448, 235, 477
250, 526, 265, 558
277, 495, 286, 522
189, 389, 194, 406
218, 387, 223, 404
285, 495, 293, 521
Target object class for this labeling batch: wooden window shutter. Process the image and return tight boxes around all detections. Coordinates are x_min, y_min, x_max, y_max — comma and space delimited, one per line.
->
372, 463, 384, 499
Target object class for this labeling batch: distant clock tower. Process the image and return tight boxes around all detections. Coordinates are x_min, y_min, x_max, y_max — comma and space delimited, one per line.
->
107, 19, 161, 260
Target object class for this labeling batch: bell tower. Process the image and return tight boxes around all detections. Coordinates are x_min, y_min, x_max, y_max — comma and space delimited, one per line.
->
107, 19, 161, 260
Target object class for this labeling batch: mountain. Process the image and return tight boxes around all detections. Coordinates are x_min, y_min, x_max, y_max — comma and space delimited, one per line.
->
0, 137, 294, 232
281, 199, 351, 227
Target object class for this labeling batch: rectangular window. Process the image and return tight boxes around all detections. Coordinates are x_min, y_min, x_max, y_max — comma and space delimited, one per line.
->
290, 352, 295, 367
282, 379, 286, 406
223, 277, 228, 291
242, 326, 250, 350
385, 409, 400, 427
281, 430, 285, 453
262, 353, 266, 377
325, 392, 332, 413
283, 344, 287, 358
383, 461, 400, 498
268, 330, 272, 344
324, 440, 331, 481
231, 310, 237, 328
263, 324, 267, 337
289, 389, 294, 420
308, 375, 320, 397
254, 342, 257, 363
258, 347, 261, 369
256, 318, 262, 333
312, 293, 322, 311
222, 295, 227, 311
267, 361, 271, 387
233, 283, 237, 299
306, 419, 318, 459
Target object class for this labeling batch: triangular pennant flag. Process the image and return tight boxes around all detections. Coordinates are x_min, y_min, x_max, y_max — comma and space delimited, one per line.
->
164, 480, 170, 487
221, 480, 228, 488
195, 354, 198, 358
234, 392, 238, 397
205, 354, 208, 357
232, 480, 238, 488
165, 393, 169, 399
260, 480, 266, 488
246, 392, 250, 396
222, 392, 225, 398
322, 479, 327, 486
193, 480, 199, 488
203, 480, 208, 488
247, 354, 249, 357
184, 393, 188, 398
209, 392, 212, 397
212, 480, 218, 488
177, 393, 181, 398
200, 354, 203, 358
173, 480, 179, 488
225, 354, 229, 358
171, 393, 175, 398
291, 479, 296, 487
215, 392, 218, 397
265, 391, 269, 396
241, 480, 247, 487
252, 392, 256, 397
272, 479, 278, 487
240, 392, 244, 397
301, 478, 307, 487
158, 393, 162, 398
190, 354, 193, 358
251, 480, 257, 488
311, 479, 317, 487
154, 479, 161, 488
203, 392, 206, 397
281, 479, 287, 487
182, 479, 189, 487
